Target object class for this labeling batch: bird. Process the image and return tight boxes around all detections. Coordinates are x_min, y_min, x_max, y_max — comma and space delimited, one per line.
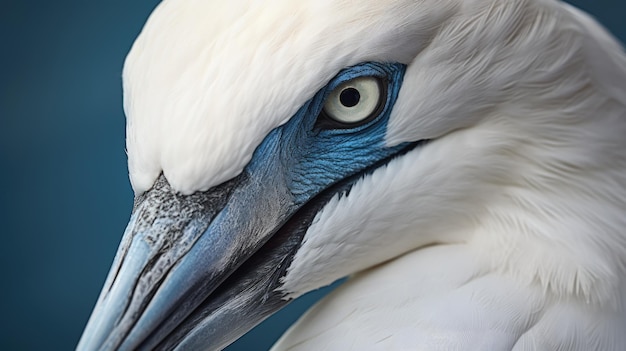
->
77, 0, 626, 350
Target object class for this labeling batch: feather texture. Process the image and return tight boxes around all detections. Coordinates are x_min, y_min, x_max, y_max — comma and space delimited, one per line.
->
274, 245, 626, 350
124, 0, 457, 194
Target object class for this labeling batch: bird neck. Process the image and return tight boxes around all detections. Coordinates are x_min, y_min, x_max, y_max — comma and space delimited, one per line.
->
468, 97, 626, 308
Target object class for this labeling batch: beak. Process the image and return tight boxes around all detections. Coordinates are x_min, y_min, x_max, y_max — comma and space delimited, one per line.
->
77, 115, 370, 351
77, 139, 418, 351
77, 145, 309, 351
77, 62, 413, 351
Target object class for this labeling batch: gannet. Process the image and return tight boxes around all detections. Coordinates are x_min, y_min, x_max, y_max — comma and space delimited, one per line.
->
77, 0, 626, 350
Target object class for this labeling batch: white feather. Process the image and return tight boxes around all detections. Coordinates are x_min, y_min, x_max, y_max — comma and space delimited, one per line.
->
124, 0, 457, 194
274, 245, 626, 350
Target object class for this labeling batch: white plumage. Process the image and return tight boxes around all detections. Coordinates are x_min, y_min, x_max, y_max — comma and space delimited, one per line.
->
87, 0, 626, 349
124, 0, 457, 194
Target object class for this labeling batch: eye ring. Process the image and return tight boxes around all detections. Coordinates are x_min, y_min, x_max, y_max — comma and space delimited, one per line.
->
319, 76, 386, 129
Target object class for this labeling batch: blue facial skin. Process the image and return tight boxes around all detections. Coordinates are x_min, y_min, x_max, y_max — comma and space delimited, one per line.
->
247, 62, 408, 206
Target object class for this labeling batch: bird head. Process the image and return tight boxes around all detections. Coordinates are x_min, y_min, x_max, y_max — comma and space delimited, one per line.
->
78, 0, 626, 350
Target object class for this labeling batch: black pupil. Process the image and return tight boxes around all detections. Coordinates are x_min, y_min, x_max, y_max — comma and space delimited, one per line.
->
339, 88, 360, 108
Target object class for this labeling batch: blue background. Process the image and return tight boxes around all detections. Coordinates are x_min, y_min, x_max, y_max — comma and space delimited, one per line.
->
1, 1, 624, 350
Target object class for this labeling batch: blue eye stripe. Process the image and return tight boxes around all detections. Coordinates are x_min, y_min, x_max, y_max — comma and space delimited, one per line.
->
245, 62, 409, 206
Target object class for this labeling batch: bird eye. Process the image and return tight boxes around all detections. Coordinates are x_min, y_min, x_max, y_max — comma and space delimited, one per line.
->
322, 76, 385, 126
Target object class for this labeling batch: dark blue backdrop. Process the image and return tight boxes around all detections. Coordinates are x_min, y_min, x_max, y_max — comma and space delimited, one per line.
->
1, 1, 624, 350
